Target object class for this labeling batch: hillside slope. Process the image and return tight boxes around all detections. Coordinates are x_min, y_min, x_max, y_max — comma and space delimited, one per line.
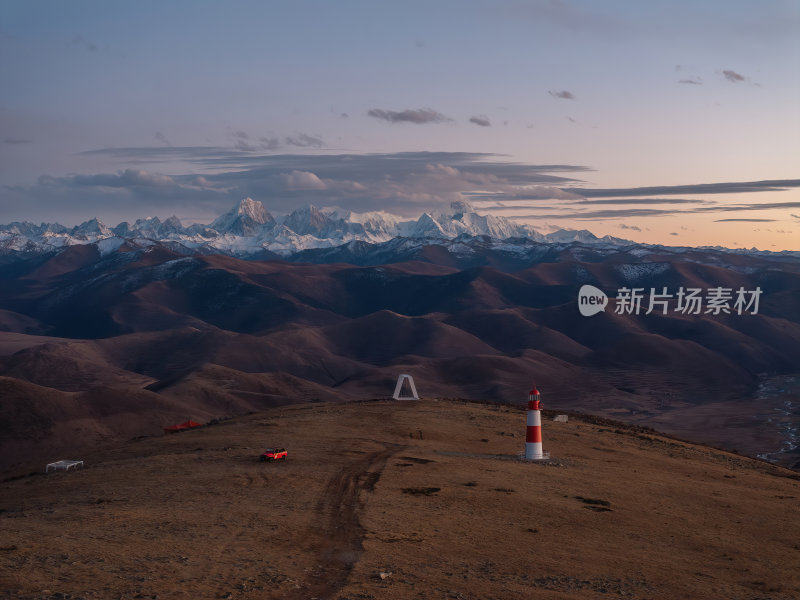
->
1, 399, 798, 600
1, 245, 799, 474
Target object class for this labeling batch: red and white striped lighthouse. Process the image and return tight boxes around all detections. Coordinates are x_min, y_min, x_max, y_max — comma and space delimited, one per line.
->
525, 386, 544, 460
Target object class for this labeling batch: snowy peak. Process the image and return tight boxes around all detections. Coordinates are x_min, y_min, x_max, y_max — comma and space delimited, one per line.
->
282, 205, 330, 236
211, 197, 274, 236
3, 221, 69, 236
123, 216, 185, 238
545, 229, 599, 244
71, 218, 111, 238
418, 205, 543, 241
409, 212, 447, 238
162, 216, 183, 233
236, 197, 272, 224
323, 208, 403, 241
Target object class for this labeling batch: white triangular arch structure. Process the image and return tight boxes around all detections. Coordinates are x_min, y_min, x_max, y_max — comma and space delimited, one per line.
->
392, 374, 419, 400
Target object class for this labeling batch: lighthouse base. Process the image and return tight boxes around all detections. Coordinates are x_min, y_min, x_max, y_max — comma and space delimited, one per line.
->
522, 451, 551, 462
524, 442, 550, 461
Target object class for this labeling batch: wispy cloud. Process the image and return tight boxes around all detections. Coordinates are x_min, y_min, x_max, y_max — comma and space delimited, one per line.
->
496, 199, 800, 221
566, 180, 800, 197
3, 138, 32, 145
543, 207, 681, 219
367, 108, 452, 124
476, 185, 800, 221
574, 197, 710, 205
284, 133, 324, 148
679, 78, 702, 85
230, 130, 325, 152
714, 202, 800, 211
155, 132, 172, 147
39, 169, 176, 189
714, 218, 776, 222
232, 130, 256, 151
619, 223, 641, 231
69, 35, 98, 52
469, 115, 491, 127
258, 137, 281, 151
722, 69, 746, 83
549, 90, 575, 100
508, 1, 627, 34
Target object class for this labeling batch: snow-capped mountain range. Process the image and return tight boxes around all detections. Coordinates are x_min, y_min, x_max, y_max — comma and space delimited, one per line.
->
1, 198, 797, 263
0, 198, 630, 257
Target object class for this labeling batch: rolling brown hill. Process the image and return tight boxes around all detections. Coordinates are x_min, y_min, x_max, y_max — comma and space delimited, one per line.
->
1, 399, 798, 600
0, 244, 798, 475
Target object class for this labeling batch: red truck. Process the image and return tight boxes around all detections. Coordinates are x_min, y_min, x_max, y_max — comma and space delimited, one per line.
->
260, 447, 287, 462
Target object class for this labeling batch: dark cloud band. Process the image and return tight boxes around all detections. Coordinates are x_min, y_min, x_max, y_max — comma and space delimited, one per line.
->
565, 180, 800, 197
469, 116, 491, 127
714, 218, 776, 222
367, 108, 452, 124
549, 90, 575, 100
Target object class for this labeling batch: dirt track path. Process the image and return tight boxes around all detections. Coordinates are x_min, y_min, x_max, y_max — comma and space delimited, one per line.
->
284, 442, 402, 600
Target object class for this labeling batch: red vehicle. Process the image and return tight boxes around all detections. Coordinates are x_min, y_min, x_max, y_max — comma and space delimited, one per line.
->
260, 447, 287, 462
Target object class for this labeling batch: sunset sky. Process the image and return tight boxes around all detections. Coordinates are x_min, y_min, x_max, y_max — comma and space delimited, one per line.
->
1, 1, 798, 250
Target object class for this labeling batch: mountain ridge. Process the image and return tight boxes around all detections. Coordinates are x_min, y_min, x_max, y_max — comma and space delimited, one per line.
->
3, 198, 797, 275
7, 197, 792, 259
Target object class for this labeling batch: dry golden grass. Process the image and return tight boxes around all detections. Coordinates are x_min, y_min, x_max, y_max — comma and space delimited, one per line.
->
1, 399, 798, 600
